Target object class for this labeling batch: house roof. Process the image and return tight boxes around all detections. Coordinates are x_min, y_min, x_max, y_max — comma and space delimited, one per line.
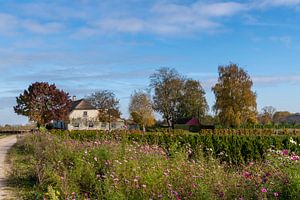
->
71, 99, 95, 110
186, 118, 200, 126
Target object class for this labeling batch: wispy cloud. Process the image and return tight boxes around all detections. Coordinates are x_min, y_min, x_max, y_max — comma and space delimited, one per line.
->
269, 36, 292, 46
23, 20, 64, 34
199, 74, 300, 89
253, 75, 300, 85
0, 12, 64, 35
255, 0, 300, 7
2, 1, 300, 37
0, 13, 19, 35
74, 1, 248, 37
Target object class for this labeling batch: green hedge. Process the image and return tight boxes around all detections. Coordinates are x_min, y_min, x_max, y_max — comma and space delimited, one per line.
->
50, 129, 300, 165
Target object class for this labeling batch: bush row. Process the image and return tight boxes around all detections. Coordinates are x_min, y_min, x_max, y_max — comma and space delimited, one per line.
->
50, 129, 300, 165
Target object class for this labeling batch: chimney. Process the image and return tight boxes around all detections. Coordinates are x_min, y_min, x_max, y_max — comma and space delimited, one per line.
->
72, 95, 77, 101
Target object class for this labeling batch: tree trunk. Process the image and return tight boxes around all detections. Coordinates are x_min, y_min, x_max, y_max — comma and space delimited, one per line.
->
167, 119, 172, 130
142, 124, 146, 133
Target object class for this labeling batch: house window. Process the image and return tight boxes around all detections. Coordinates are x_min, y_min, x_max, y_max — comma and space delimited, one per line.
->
101, 122, 106, 128
88, 122, 94, 128
111, 123, 116, 129
83, 111, 88, 117
74, 122, 79, 128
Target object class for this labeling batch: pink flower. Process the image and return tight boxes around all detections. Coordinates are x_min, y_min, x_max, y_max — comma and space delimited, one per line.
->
290, 155, 299, 161
94, 157, 97, 162
261, 188, 268, 193
243, 172, 251, 179
142, 184, 146, 188
282, 149, 289, 155
274, 192, 279, 197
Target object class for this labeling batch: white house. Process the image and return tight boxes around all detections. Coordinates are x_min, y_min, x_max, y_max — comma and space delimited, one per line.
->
53, 97, 125, 131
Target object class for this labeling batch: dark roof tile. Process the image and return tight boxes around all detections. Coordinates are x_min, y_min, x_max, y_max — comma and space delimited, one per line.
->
71, 99, 95, 110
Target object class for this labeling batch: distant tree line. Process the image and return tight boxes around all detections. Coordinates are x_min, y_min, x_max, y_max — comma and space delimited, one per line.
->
13, 63, 300, 130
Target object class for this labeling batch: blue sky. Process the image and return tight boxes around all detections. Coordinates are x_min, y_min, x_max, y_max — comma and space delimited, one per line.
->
1, 0, 300, 125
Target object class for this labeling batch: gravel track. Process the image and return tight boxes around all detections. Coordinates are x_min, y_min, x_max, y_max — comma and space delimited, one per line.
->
0, 135, 17, 199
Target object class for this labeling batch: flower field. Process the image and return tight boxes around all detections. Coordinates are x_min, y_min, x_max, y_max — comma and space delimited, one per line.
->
7, 131, 300, 199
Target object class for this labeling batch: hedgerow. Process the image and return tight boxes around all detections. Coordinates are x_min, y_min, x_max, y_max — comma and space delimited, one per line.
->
50, 129, 300, 165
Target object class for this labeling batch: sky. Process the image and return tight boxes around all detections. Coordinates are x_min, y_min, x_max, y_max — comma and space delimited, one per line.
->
1, 0, 300, 125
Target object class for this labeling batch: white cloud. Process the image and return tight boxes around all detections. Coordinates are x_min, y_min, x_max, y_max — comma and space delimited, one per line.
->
269, 36, 292, 46
96, 18, 145, 33
253, 75, 300, 85
256, 0, 300, 7
192, 74, 300, 89
0, 13, 19, 35
74, 1, 247, 37
0, 12, 64, 35
22, 20, 63, 34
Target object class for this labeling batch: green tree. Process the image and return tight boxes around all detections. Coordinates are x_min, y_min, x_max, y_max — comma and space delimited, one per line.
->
14, 82, 71, 127
177, 79, 208, 120
212, 63, 257, 127
150, 67, 183, 128
86, 90, 121, 130
129, 91, 155, 132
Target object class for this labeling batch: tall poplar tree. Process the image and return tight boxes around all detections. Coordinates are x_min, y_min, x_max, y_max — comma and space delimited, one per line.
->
212, 63, 257, 127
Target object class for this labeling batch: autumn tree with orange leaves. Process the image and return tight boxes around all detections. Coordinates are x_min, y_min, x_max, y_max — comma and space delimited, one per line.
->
212, 64, 257, 127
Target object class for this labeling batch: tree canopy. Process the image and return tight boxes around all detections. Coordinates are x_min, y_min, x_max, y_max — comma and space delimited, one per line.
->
150, 67, 183, 127
177, 79, 208, 120
86, 90, 121, 130
14, 82, 71, 127
129, 91, 155, 131
258, 106, 276, 125
150, 67, 208, 127
273, 111, 291, 124
212, 63, 257, 127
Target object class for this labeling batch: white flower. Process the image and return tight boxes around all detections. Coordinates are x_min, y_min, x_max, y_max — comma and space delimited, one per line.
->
290, 137, 297, 145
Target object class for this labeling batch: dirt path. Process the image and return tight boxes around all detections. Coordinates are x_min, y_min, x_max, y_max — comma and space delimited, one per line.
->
0, 135, 17, 199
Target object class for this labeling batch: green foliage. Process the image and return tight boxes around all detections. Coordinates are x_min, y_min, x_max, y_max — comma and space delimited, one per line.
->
50, 129, 300, 165
150, 68, 207, 127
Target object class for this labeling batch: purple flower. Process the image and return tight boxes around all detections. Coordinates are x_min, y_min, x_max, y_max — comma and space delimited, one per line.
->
282, 149, 289, 155
274, 192, 279, 197
261, 188, 268, 193
290, 155, 299, 161
243, 172, 251, 179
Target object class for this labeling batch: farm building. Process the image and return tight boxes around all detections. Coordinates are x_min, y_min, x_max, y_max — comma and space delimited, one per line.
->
53, 97, 125, 131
